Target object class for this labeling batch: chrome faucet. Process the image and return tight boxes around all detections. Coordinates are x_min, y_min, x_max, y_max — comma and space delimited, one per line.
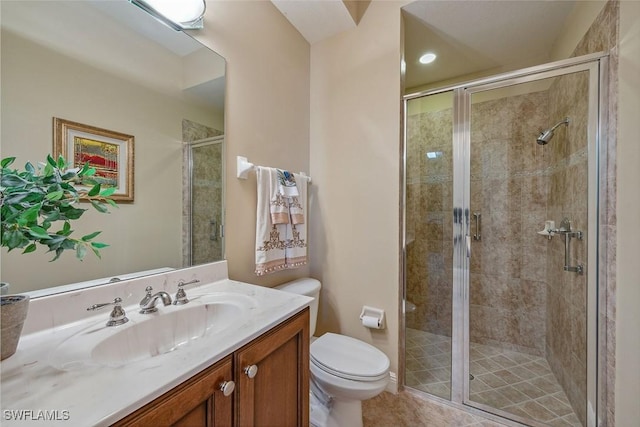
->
139, 286, 172, 314
87, 297, 129, 327
173, 279, 200, 305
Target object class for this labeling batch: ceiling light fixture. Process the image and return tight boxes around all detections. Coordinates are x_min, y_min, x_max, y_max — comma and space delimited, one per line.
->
419, 52, 437, 65
129, 0, 206, 31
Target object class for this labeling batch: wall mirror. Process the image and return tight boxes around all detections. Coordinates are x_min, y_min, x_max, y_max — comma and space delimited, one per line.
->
1, 0, 226, 295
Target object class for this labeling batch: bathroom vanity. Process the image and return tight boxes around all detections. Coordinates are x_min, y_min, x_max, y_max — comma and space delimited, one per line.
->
114, 309, 309, 427
0, 262, 311, 426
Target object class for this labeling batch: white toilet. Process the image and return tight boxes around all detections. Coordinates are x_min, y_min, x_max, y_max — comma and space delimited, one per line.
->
275, 278, 390, 427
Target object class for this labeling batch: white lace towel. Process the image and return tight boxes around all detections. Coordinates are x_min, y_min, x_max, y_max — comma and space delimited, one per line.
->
255, 168, 307, 276
283, 172, 307, 268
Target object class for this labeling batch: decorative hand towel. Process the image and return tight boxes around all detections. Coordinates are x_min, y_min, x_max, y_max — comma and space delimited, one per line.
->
255, 168, 308, 275
289, 195, 304, 225
270, 168, 290, 224
282, 169, 303, 225
270, 169, 302, 224
276, 169, 299, 197
256, 167, 287, 275
283, 172, 307, 268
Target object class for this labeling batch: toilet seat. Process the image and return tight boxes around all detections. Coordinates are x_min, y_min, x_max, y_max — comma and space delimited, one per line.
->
310, 333, 389, 382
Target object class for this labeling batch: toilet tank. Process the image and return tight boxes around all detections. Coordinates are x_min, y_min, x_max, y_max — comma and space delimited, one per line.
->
274, 278, 321, 336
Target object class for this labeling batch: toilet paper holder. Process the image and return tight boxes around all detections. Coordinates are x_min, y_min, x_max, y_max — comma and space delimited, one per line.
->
359, 306, 385, 329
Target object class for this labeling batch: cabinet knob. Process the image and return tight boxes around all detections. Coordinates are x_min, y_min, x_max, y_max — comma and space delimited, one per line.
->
219, 380, 235, 397
244, 364, 258, 379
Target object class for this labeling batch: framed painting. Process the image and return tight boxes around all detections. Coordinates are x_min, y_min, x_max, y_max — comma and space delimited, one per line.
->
53, 118, 134, 202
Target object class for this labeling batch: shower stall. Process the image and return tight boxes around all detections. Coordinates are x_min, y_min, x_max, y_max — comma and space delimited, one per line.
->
185, 135, 225, 266
402, 54, 607, 427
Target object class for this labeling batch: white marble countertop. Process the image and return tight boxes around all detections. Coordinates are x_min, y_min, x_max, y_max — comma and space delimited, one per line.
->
0, 274, 311, 426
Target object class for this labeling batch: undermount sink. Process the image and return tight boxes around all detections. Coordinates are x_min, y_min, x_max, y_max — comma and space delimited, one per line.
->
49, 293, 255, 370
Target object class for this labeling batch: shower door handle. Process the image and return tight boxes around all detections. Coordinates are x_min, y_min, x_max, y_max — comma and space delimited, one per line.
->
210, 220, 218, 241
473, 212, 481, 241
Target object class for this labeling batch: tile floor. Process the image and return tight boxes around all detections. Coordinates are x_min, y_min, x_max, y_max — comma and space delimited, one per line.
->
363, 390, 507, 427
404, 328, 582, 426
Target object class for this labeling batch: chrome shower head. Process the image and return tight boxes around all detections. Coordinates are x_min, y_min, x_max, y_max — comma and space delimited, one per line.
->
536, 117, 570, 145
536, 129, 555, 145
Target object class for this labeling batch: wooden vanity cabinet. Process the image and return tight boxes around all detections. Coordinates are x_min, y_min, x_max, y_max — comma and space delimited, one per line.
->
112, 308, 309, 427
112, 356, 234, 427
235, 308, 309, 426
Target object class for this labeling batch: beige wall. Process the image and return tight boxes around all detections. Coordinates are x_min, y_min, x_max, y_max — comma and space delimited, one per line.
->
309, 1, 409, 382
192, 1, 311, 286
550, 0, 608, 61
615, 1, 640, 425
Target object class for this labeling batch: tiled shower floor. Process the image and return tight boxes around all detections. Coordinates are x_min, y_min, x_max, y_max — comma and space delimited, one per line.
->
405, 328, 582, 426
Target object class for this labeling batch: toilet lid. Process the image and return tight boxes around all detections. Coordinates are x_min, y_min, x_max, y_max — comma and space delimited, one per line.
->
310, 333, 390, 382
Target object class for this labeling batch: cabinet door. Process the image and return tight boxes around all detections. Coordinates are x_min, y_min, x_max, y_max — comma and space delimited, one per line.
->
113, 356, 234, 427
235, 308, 310, 427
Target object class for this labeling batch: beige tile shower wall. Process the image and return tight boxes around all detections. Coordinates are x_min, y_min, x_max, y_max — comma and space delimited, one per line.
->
469, 91, 550, 356
544, 2, 619, 424
545, 71, 590, 426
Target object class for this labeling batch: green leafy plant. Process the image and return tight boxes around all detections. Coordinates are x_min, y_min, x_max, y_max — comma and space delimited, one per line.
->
1, 155, 117, 261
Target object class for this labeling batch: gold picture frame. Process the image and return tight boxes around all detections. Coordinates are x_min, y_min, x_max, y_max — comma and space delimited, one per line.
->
53, 118, 134, 202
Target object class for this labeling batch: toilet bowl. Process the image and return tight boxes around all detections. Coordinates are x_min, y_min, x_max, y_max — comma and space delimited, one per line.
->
275, 278, 390, 427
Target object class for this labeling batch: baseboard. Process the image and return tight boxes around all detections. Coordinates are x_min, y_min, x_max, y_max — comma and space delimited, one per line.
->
385, 371, 398, 393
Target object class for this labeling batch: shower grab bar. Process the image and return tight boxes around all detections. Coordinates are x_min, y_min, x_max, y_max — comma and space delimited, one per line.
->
555, 218, 584, 274
473, 212, 481, 241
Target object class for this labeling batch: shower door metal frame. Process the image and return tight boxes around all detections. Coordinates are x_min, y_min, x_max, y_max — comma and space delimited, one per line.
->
402, 52, 609, 426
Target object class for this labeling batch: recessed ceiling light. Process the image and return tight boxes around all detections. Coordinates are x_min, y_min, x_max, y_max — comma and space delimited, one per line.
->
419, 52, 437, 64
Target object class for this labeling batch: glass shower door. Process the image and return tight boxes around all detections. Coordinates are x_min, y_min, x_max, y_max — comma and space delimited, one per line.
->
465, 69, 595, 426
404, 91, 454, 400
403, 55, 604, 427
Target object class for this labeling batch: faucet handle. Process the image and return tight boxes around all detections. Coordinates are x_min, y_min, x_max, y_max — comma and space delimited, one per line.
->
87, 297, 129, 327
173, 279, 200, 305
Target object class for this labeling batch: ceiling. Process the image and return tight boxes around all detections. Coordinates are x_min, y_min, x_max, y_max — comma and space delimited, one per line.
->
403, 1, 576, 91
271, 0, 358, 44
269, 1, 577, 93
1, 0, 225, 110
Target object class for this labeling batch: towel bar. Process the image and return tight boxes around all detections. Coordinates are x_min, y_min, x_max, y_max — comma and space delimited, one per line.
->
236, 156, 311, 183
237, 156, 254, 179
